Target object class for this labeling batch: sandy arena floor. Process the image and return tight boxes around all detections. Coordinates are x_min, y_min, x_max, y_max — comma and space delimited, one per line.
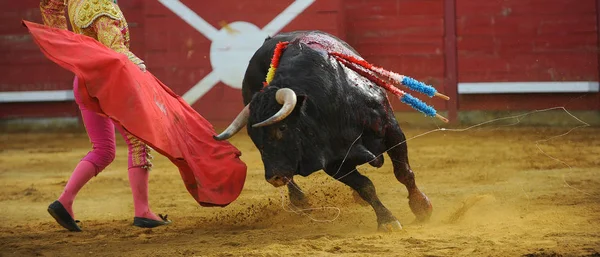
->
0, 123, 599, 256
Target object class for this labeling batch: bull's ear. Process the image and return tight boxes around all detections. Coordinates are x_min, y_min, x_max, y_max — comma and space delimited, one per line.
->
293, 94, 307, 114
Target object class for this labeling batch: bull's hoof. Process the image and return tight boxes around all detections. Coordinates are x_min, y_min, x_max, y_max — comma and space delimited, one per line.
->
409, 191, 433, 222
377, 220, 403, 232
289, 194, 310, 210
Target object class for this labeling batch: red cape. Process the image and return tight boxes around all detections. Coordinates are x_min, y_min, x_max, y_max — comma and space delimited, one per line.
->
23, 21, 246, 207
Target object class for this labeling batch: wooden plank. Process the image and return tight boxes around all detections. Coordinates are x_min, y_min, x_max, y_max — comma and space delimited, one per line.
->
354, 42, 443, 55
348, 16, 445, 37
350, 34, 443, 45
284, 12, 341, 33
458, 81, 600, 94
359, 55, 446, 78
0, 102, 78, 118
458, 14, 597, 36
457, 0, 596, 17
444, 0, 458, 122
457, 36, 496, 54
181, 0, 295, 14
0, 64, 72, 91
458, 53, 599, 82
346, 0, 444, 19
345, 0, 399, 18
503, 34, 597, 53
537, 14, 597, 35
459, 93, 600, 111
398, 0, 444, 17
459, 71, 598, 83
0, 90, 74, 103
336, 0, 347, 40
597, 0, 600, 110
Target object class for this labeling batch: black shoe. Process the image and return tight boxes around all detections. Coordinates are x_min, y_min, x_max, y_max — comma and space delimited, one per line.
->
133, 214, 171, 228
47, 200, 82, 232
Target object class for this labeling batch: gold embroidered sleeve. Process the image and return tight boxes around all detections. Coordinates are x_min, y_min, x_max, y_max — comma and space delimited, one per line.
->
72, 0, 121, 29
39, 0, 67, 30
91, 16, 144, 65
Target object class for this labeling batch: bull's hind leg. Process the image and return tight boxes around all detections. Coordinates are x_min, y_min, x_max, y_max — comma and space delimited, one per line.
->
385, 124, 433, 222
325, 163, 401, 232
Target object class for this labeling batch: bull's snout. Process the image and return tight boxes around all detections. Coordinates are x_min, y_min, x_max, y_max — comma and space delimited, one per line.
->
267, 176, 289, 187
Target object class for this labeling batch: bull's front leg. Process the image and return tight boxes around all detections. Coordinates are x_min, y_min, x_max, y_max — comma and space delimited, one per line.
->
287, 177, 309, 209
324, 163, 402, 232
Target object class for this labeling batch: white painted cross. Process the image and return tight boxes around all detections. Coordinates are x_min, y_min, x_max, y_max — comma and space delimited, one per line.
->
157, 0, 315, 105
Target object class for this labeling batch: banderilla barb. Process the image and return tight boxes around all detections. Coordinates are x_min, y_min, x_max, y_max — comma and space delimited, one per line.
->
264, 42, 450, 123
330, 52, 450, 123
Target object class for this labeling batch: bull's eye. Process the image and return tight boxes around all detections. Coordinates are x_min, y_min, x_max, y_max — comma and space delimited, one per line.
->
279, 124, 288, 132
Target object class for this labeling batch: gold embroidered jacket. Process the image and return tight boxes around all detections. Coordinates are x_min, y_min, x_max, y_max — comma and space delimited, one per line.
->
40, 0, 144, 65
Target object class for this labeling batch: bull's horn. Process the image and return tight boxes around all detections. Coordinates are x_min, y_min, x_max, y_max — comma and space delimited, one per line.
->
213, 104, 250, 141
252, 88, 297, 127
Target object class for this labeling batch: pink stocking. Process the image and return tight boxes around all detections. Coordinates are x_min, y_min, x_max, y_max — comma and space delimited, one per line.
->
57, 160, 97, 219
128, 167, 161, 220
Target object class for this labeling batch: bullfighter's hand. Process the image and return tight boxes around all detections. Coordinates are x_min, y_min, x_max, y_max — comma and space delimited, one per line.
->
138, 63, 147, 72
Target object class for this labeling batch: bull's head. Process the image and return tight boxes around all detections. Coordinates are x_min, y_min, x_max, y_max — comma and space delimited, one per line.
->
214, 87, 306, 187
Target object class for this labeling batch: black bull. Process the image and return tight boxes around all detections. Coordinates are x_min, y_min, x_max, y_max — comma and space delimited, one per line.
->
214, 31, 432, 232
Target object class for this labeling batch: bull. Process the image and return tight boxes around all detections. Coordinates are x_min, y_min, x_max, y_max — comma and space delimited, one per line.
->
214, 31, 440, 232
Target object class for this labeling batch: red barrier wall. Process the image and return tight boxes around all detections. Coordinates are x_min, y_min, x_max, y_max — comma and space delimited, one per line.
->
345, 0, 448, 112
1, 0, 598, 123
456, 0, 600, 110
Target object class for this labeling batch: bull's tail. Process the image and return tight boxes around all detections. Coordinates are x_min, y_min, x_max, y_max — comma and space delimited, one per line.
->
330, 52, 449, 123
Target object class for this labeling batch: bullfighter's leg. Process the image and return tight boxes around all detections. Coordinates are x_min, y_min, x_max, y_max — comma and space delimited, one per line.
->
325, 164, 402, 232
48, 76, 116, 232
385, 124, 432, 222
287, 177, 309, 208
115, 126, 170, 227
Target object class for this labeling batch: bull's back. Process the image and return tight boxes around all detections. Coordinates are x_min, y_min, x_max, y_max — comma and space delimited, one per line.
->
242, 30, 388, 109
296, 33, 388, 107
241, 31, 360, 104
